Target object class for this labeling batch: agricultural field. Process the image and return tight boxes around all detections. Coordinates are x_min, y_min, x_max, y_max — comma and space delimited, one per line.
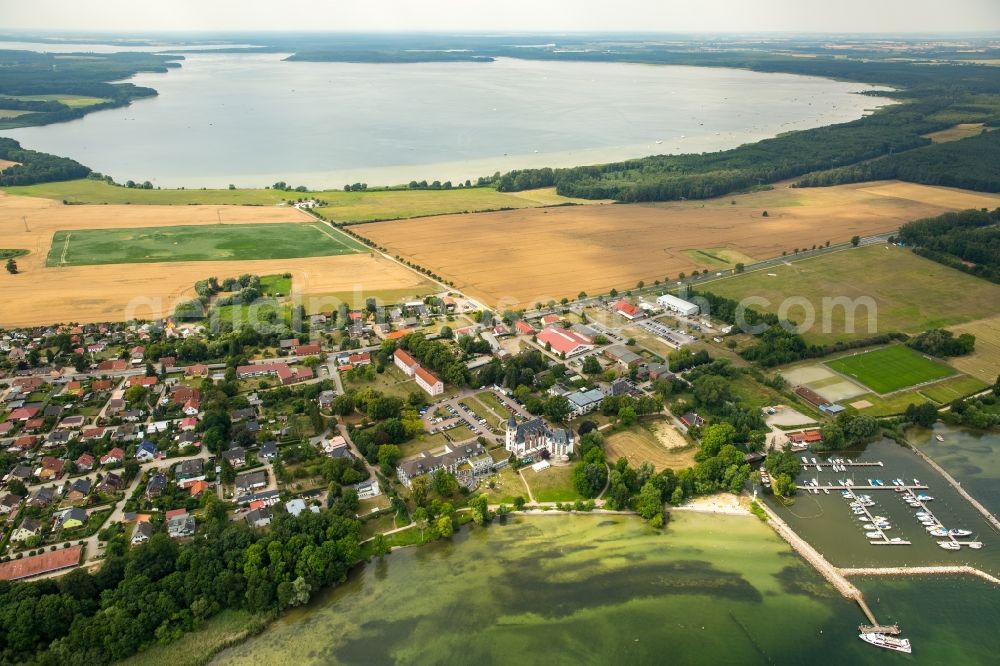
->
604, 422, 696, 472
946, 315, 1000, 383
922, 123, 989, 143
826, 345, 955, 394
355, 180, 1000, 308
10, 94, 110, 108
2, 178, 590, 219
0, 190, 434, 326
46, 222, 365, 266
706, 244, 1000, 344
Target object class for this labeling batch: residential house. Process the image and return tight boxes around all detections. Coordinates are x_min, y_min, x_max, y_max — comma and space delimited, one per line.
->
27, 486, 56, 508
175, 459, 205, 486
680, 412, 705, 429
131, 521, 154, 545
38, 457, 65, 481
222, 447, 247, 468
354, 479, 381, 499
235, 470, 267, 494
57, 415, 86, 430
97, 472, 124, 494
100, 447, 125, 466
145, 473, 167, 498
67, 478, 92, 501
259, 441, 278, 461
136, 440, 158, 462
12, 518, 42, 542
58, 507, 88, 530
318, 390, 337, 409
188, 480, 210, 497
0, 493, 23, 515
293, 343, 322, 356
323, 435, 352, 458
75, 453, 95, 471
8, 465, 33, 484
184, 363, 209, 378
245, 507, 272, 528
167, 514, 196, 538
45, 431, 72, 447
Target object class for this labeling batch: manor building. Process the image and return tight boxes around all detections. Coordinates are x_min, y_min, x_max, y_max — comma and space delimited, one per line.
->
505, 415, 574, 460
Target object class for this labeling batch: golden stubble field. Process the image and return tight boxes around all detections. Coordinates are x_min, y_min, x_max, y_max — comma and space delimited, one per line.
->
0, 193, 432, 326
356, 181, 1000, 307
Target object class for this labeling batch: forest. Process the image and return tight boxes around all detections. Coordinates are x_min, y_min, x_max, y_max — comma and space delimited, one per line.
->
0, 50, 180, 129
0, 138, 91, 186
897, 207, 1000, 283
796, 129, 1000, 192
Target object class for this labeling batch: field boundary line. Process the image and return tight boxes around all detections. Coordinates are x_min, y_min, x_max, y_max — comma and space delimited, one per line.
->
58, 232, 71, 266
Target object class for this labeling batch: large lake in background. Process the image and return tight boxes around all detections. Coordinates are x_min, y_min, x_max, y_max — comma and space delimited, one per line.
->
2, 53, 892, 188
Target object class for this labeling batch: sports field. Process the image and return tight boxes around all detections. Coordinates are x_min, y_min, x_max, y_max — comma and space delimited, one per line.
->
355, 180, 1000, 308
826, 345, 955, 394
706, 244, 1000, 344
2, 179, 591, 219
46, 223, 365, 266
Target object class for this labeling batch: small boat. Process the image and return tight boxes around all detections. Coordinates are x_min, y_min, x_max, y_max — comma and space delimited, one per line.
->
968, 542, 984, 550
949, 529, 973, 537
936, 434, 944, 442
802, 456, 809, 464
865, 531, 882, 538
917, 494, 933, 502
913, 479, 921, 485
811, 458, 818, 465
930, 528, 949, 536
859, 633, 912, 654
890, 537, 904, 544
939, 541, 961, 551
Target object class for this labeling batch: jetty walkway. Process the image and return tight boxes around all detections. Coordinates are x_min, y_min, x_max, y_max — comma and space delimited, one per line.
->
909, 445, 1000, 533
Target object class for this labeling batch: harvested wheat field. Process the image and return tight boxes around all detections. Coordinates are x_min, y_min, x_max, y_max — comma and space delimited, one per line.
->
357, 181, 1000, 307
0, 192, 432, 326
605, 424, 697, 472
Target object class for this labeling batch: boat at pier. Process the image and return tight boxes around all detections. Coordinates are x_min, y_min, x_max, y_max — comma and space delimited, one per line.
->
859, 633, 912, 654
939, 541, 961, 551
949, 528, 973, 537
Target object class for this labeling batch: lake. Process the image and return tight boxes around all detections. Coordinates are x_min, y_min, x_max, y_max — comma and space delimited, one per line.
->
908, 423, 1000, 517
1, 53, 892, 188
213, 512, 999, 665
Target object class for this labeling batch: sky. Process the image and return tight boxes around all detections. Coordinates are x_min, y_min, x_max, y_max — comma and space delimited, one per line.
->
2, 0, 1000, 34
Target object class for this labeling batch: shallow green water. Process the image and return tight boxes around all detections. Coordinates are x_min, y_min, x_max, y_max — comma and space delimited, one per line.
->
908, 424, 1000, 517
213, 512, 998, 665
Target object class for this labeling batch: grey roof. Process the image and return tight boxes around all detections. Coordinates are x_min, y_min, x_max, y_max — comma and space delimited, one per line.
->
567, 388, 605, 409
605, 345, 642, 365
235, 470, 267, 490
176, 459, 204, 478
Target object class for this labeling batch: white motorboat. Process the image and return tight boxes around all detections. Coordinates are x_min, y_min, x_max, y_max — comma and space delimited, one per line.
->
939, 541, 961, 551
859, 633, 912, 654
865, 531, 882, 538
949, 528, 973, 537
968, 542, 984, 550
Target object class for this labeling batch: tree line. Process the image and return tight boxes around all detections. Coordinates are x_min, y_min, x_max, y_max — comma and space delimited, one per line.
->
897, 207, 1000, 283
0, 138, 91, 186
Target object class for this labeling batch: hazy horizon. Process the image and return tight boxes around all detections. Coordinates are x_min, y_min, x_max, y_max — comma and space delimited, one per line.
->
2, 0, 999, 35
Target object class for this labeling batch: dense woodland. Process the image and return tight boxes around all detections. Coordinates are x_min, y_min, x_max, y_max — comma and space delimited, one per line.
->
0, 139, 91, 186
897, 207, 1000, 283
0, 50, 180, 129
796, 130, 1000, 192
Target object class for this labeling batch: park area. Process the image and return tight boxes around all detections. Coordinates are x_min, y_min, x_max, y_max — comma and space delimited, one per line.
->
604, 422, 697, 472
826, 345, 955, 394
0, 190, 435, 327
46, 222, 365, 266
354, 180, 1000, 308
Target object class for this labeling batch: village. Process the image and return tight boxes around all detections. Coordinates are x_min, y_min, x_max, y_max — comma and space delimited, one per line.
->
0, 282, 823, 582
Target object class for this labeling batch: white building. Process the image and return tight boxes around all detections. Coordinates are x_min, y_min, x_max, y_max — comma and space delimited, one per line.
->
415, 365, 444, 396
394, 348, 418, 376
657, 294, 700, 316
505, 416, 574, 460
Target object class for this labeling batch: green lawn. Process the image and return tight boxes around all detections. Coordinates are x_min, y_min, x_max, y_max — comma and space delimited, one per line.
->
524, 465, 583, 503
826, 345, 955, 394
259, 274, 291, 296
46, 223, 366, 266
918, 374, 989, 404
704, 245, 1000, 344
3, 178, 584, 220
211, 299, 290, 327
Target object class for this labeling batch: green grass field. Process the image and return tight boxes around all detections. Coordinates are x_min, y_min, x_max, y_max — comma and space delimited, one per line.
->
259, 274, 291, 296
0, 249, 28, 260
525, 465, 583, 503
704, 245, 1000, 344
3, 178, 585, 221
917, 374, 989, 403
827, 345, 955, 394
46, 223, 366, 266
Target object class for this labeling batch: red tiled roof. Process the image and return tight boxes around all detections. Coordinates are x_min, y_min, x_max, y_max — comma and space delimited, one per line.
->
612, 299, 640, 317
394, 349, 417, 368
0, 545, 82, 581
294, 344, 322, 356
414, 365, 441, 387
189, 480, 209, 496
536, 327, 594, 355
